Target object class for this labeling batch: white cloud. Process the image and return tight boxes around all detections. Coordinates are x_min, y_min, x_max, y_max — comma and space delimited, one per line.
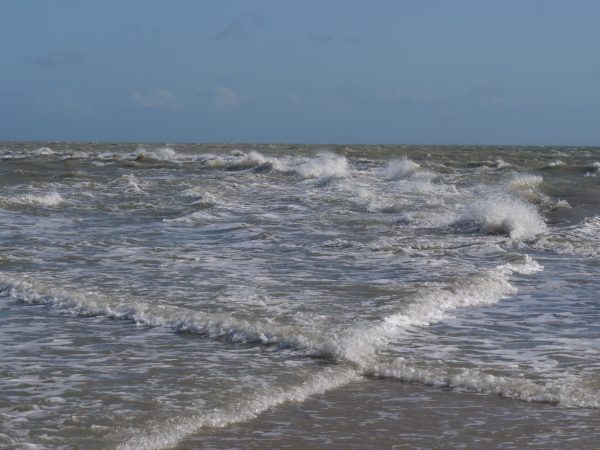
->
131, 89, 180, 110
214, 86, 239, 111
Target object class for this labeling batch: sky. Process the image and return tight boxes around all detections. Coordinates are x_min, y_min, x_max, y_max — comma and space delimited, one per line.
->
1, 0, 599, 145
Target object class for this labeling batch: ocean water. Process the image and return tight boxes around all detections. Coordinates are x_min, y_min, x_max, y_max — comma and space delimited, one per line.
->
0, 142, 599, 449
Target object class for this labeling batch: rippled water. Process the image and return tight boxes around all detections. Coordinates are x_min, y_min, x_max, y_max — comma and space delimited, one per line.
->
1, 142, 599, 449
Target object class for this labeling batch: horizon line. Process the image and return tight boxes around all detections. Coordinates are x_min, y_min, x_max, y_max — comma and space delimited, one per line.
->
2, 139, 599, 148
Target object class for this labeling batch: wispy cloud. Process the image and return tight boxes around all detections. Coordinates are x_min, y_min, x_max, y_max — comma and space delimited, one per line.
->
378, 91, 434, 106
306, 34, 364, 46
468, 84, 506, 105
307, 34, 334, 44
213, 12, 263, 42
25, 50, 83, 67
131, 89, 180, 110
344, 35, 364, 47
19, 88, 93, 114
586, 69, 600, 80
214, 86, 239, 111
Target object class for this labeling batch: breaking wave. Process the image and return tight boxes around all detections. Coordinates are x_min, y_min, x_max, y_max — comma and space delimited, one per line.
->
585, 162, 600, 177
378, 157, 435, 183
458, 193, 547, 240
34, 146, 55, 156
294, 152, 348, 181
0, 191, 64, 208
134, 147, 179, 162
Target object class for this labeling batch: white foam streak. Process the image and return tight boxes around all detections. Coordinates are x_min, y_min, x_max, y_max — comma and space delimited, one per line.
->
0, 276, 321, 352
117, 367, 358, 450
367, 361, 600, 408
9, 192, 64, 207
333, 256, 542, 366
122, 174, 145, 194
533, 216, 600, 257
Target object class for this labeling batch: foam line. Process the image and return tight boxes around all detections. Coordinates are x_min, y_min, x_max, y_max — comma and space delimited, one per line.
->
116, 367, 359, 450
366, 360, 600, 409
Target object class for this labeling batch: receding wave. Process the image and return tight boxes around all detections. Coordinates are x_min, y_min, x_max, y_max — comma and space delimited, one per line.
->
116, 367, 359, 450
330, 256, 542, 366
0, 255, 542, 367
366, 360, 600, 409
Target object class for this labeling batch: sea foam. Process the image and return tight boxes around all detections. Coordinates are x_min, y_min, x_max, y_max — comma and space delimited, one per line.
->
294, 152, 348, 181
330, 256, 542, 366
0, 275, 324, 353
460, 193, 547, 240
116, 367, 358, 450
366, 359, 600, 409
5, 192, 65, 207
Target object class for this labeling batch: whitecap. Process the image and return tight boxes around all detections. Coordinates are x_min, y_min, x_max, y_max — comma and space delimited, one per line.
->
135, 147, 179, 162
294, 152, 348, 181
546, 159, 564, 168
459, 193, 547, 240
11, 192, 64, 207
493, 159, 511, 168
378, 157, 421, 180
585, 162, 600, 177
34, 147, 54, 156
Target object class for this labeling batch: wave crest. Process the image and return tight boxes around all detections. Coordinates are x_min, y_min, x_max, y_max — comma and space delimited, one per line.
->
294, 152, 348, 181
459, 194, 547, 240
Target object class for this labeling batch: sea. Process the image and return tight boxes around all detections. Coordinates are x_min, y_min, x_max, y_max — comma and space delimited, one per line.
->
0, 142, 599, 449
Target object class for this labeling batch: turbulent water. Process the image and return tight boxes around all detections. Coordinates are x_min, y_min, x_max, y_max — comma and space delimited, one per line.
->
1, 142, 599, 449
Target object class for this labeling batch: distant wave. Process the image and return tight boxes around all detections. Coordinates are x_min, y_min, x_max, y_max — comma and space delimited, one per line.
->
0, 191, 64, 208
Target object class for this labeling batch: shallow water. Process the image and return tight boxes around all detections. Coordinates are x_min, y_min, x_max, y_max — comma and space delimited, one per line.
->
0, 142, 599, 449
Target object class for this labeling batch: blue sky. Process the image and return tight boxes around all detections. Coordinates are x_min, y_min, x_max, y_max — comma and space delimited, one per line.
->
1, 0, 599, 144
